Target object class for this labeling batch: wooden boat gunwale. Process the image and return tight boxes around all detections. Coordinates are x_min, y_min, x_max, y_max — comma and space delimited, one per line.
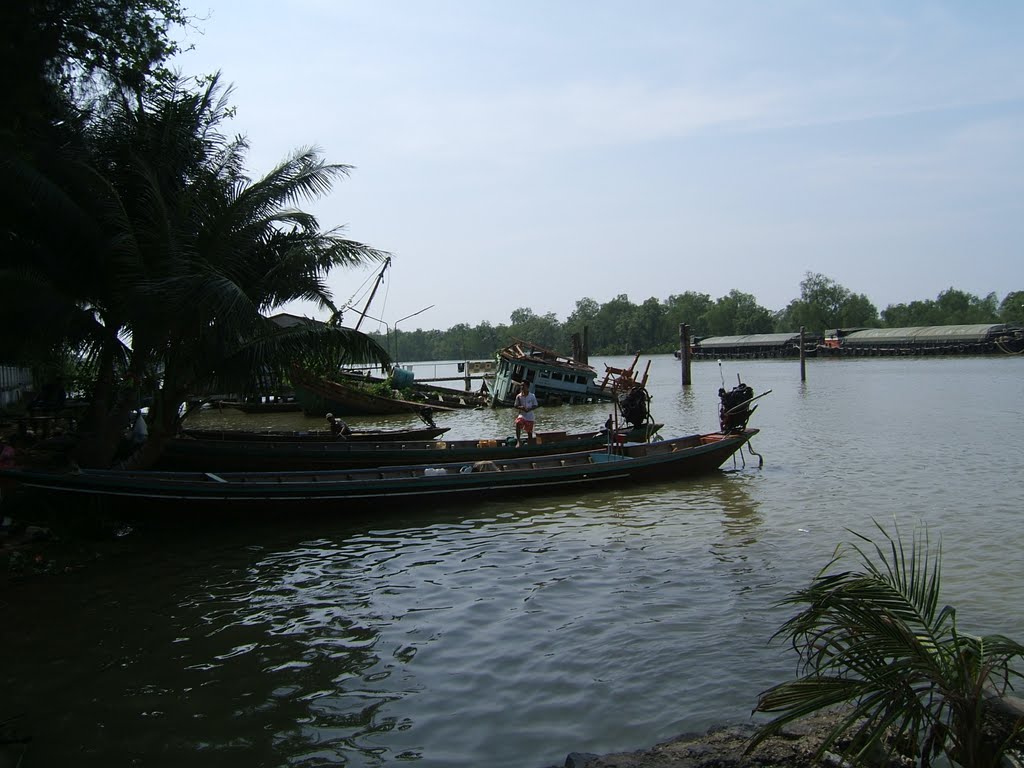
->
159, 423, 665, 471
179, 425, 452, 443
1, 428, 758, 505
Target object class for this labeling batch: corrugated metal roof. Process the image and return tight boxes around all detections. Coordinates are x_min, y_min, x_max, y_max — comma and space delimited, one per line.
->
697, 333, 802, 349
843, 324, 1009, 345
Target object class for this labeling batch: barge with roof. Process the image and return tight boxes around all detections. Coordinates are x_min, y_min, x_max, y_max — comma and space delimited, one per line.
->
674, 324, 1023, 359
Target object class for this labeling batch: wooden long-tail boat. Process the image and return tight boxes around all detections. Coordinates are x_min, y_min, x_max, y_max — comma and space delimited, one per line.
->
0, 428, 759, 510
157, 423, 664, 471
290, 367, 465, 417
180, 425, 451, 443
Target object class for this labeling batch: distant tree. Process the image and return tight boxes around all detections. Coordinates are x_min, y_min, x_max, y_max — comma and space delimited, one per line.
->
776, 272, 877, 334
509, 307, 535, 326
437, 323, 473, 361
884, 289, 1000, 327
629, 297, 666, 352
882, 299, 938, 327
474, 321, 503, 358
662, 291, 714, 339
934, 288, 999, 325
590, 294, 636, 354
704, 290, 773, 336
566, 297, 600, 331
507, 308, 563, 352
837, 292, 880, 328
998, 291, 1024, 323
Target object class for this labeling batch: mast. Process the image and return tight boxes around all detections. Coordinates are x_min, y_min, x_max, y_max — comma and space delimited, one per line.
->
353, 256, 391, 331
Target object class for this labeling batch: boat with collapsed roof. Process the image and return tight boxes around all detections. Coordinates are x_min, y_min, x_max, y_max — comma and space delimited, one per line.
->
489, 341, 651, 408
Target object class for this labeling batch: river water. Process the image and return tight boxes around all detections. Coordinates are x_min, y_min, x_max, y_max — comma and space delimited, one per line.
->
3, 355, 1023, 767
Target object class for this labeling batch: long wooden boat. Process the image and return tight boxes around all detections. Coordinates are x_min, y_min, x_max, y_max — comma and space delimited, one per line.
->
180, 425, 452, 443
0, 429, 758, 509
237, 399, 302, 414
291, 368, 463, 417
158, 423, 664, 471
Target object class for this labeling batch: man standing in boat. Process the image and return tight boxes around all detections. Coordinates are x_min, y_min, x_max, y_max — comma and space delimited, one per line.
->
514, 380, 538, 446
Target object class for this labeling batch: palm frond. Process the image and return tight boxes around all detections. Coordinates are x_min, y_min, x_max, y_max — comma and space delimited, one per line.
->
751, 520, 1024, 768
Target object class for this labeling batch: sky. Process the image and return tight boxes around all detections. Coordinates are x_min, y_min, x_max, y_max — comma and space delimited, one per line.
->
172, 1, 1024, 332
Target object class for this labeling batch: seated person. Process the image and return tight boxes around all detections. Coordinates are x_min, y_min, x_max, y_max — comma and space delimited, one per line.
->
326, 413, 351, 439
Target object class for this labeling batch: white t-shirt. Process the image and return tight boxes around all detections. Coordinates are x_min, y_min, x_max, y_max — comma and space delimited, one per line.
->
514, 391, 538, 422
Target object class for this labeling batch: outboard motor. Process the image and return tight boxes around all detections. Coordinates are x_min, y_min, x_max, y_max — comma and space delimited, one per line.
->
719, 382, 755, 432
618, 386, 652, 428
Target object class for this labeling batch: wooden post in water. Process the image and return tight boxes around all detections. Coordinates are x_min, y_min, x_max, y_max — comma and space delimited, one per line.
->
800, 326, 806, 381
680, 323, 692, 386
464, 361, 471, 391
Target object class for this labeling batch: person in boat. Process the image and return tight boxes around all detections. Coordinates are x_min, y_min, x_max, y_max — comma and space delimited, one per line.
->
417, 407, 437, 428
0, 440, 15, 468
325, 413, 351, 439
513, 380, 538, 446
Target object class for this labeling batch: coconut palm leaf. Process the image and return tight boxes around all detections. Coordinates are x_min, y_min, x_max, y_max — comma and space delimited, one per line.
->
749, 521, 1024, 768
3, 72, 394, 467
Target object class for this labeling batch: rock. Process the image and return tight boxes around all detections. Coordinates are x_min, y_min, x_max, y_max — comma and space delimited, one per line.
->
555, 710, 911, 768
565, 753, 601, 767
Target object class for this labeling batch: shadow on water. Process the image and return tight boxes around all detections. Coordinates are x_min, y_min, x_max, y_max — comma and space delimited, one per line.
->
2, 464, 766, 768
8, 356, 1023, 767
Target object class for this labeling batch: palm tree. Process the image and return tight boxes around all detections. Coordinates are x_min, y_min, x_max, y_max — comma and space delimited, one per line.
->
749, 520, 1024, 768
0, 74, 392, 467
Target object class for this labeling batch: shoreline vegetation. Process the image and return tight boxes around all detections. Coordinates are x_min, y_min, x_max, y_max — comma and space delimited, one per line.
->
362, 281, 1024, 363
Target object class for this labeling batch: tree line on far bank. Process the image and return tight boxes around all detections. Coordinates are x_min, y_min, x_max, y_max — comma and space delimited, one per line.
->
372, 274, 1024, 362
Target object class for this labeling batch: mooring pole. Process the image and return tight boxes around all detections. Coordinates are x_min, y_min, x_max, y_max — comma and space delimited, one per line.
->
800, 326, 807, 381
464, 361, 471, 391
680, 323, 692, 386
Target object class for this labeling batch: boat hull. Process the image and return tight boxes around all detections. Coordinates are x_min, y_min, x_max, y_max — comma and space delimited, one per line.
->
291, 368, 463, 417
0, 429, 757, 512
180, 426, 452, 443
158, 424, 664, 471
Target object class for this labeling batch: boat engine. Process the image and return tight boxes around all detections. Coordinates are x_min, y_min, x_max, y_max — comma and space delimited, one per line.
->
719, 382, 755, 432
618, 386, 652, 428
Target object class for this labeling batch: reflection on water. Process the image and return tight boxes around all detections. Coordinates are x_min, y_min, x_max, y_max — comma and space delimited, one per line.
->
3, 356, 1024, 767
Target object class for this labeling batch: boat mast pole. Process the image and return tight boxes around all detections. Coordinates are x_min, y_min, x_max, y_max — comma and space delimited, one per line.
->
353, 257, 391, 332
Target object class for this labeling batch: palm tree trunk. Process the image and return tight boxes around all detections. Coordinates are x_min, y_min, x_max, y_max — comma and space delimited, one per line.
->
73, 338, 136, 468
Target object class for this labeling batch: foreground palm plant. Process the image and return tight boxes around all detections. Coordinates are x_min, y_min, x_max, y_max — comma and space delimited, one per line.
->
749, 520, 1024, 768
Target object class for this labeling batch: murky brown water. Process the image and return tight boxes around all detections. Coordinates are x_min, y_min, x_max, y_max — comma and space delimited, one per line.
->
3, 355, 1023, 767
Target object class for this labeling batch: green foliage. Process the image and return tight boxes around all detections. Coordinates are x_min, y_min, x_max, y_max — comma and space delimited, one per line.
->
774, 272, 879, 335
750, 520, 1024, 768
704, 290, 774, 336
368, 280, 1022, 362
999, 292, 1024, 324
1, 0, 190, 154
8, 0, 187, 92
883, 288, 1000, 327
1, 73, 391, 466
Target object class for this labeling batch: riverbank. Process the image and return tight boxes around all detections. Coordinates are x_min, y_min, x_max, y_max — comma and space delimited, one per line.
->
545, 710, 909, 768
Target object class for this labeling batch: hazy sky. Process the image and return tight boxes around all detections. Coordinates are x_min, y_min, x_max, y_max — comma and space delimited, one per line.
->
173, 1, 1024, 332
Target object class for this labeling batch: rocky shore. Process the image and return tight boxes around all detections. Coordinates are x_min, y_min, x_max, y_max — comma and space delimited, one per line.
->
545, 710, 911, 768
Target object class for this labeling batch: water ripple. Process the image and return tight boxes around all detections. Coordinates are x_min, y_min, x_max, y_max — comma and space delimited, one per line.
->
4, 357, 1023, 767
